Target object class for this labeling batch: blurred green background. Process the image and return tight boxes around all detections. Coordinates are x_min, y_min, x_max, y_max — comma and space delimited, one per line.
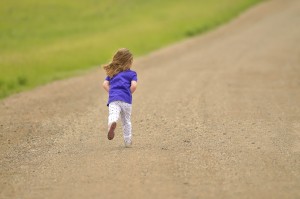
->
0, 0, 262, 98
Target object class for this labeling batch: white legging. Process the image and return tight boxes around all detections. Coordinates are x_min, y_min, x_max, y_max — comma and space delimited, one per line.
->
108, 101, 132, 141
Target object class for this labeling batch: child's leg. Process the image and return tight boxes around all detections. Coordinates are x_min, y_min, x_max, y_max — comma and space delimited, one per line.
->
120, 102, 132, 142
108, 102, 121, 140
108, 101, 121, 125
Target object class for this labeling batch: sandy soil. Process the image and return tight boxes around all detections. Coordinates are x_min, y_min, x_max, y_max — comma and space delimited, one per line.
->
1, 0, 300, 198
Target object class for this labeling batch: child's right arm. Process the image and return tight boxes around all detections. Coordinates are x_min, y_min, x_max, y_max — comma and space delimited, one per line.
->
130, 81, 137, 94
103, 80, 110, 92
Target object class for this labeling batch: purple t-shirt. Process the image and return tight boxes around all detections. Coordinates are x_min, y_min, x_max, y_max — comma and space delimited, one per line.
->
105, 69, 137, 106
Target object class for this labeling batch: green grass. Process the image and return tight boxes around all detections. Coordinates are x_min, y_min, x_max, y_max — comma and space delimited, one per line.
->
0, 0, 262, 98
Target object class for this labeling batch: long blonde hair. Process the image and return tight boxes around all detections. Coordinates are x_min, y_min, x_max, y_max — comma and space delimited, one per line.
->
103, 48, 133, 78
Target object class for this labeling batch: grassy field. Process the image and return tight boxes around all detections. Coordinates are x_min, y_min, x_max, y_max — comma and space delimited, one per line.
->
0, 0, 262, 98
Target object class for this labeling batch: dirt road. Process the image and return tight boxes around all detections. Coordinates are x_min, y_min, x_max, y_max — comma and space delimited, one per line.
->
1, 0, 300, 198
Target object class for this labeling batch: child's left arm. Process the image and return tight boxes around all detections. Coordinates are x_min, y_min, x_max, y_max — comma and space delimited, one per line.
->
103, 80, 110, 92
130, 81, 137, 94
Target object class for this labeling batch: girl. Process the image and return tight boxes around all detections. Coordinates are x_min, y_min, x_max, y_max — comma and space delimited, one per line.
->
102, 48, 138, 147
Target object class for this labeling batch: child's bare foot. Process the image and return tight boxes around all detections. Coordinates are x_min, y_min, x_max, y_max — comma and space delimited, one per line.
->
108, 122, 116, 140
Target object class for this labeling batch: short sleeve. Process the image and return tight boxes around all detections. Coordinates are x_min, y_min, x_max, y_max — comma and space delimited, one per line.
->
132, 72, 137, 82
105, 76, 110, 81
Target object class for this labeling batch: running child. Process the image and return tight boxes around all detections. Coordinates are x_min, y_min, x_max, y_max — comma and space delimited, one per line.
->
102, 48, 138, 147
